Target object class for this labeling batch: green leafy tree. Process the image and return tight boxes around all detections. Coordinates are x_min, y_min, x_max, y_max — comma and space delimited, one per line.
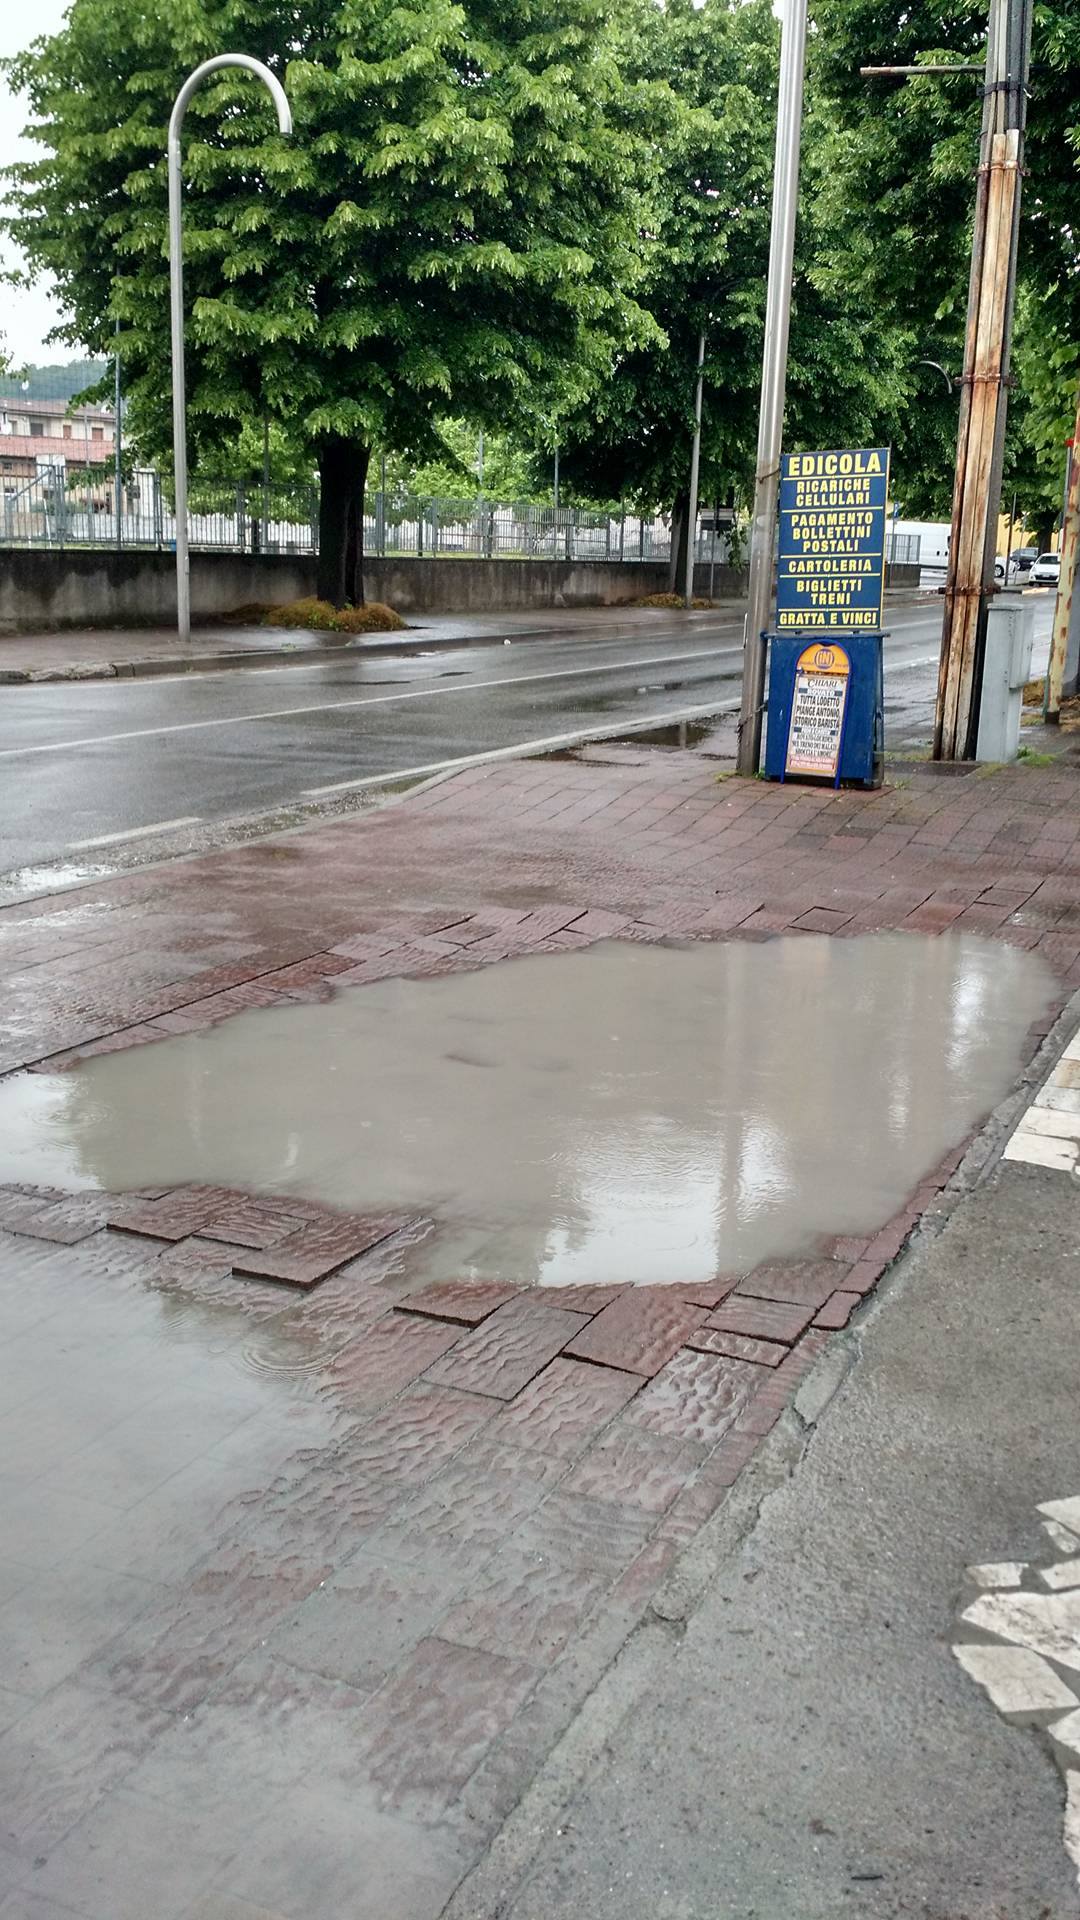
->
3, 0, 654, 604
551, 0, 913, 581
809, 0, 1080, 530
551, 0, 776, 561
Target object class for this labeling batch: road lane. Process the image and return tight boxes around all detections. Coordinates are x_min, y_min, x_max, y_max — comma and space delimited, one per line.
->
0, 600, 1033, 879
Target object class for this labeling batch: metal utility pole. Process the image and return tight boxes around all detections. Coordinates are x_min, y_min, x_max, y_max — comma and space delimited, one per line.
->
736, 0, 809, 775
553, 443, 560, 511
168, 55, 292, 641
684, 331, 706, 608
934, 0, 1032, 758
113, 317, 122, 550
1044, 407, 1080, 719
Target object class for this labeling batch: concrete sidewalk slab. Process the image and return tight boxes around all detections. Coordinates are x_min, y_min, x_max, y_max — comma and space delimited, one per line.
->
480, 1154, 1080, 1920
0, 740, 1078, 1918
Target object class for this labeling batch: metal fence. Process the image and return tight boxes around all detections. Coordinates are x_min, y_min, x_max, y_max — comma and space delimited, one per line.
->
886, 530, 921, 567
0, 466, 685, 566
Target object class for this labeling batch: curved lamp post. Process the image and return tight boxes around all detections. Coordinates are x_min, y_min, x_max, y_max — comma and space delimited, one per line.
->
168, 55, 292, 640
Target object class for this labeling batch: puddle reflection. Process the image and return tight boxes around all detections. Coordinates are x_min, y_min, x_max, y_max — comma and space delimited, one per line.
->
0, 933, 1054, 1287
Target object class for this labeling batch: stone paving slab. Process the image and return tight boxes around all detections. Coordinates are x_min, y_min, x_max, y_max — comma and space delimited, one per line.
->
1, 741, 1080, 1916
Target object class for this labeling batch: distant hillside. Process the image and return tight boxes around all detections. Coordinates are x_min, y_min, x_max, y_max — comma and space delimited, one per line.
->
0, 359, 107, 404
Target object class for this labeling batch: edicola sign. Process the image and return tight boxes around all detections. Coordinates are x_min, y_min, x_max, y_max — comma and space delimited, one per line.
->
776, 447, 890, 632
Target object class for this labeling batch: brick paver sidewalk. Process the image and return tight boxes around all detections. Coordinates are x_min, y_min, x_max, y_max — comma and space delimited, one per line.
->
1, 740, 1078, 1917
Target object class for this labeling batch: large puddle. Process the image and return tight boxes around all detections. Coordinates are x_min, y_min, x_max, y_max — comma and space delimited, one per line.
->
0, 934, 1054, 1287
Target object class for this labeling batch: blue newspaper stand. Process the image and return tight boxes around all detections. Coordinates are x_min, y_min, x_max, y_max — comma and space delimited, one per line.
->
764, 630, 884, 788
764, 444, 890, 788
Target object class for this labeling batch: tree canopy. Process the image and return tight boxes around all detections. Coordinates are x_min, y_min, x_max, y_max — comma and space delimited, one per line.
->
3, 0, 657, 602
809, 0, 1080, 529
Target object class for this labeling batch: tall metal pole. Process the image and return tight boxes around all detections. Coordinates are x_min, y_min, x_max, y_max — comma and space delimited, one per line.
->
553, 443, 560, 511
113, 317, 122, 550
735, 0, 809, 774
168, 55, 292, 641
684, 331, 706, 608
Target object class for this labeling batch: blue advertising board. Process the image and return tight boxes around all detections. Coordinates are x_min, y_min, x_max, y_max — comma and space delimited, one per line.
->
776, 447, 890, 633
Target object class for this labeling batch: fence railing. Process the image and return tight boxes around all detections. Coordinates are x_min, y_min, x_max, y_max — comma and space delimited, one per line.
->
886, 531, 922, 568
0, 467, 689, 566
0, 462, 921, 576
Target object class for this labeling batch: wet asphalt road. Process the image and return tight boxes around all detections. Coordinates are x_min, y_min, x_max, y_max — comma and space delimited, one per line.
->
0, 599, 1049, 879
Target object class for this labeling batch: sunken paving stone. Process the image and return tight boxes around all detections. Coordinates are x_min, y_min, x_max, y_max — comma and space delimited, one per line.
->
704, 1295, 818, 1345
559, 1421, 706, 1515
197, 1196, 313, 1250
438, 1544, 612, 1665
268, 1552, 471, 1694
355, 1635, 539, 1821
486, 1356, 644, 1459
106, 1186, 237, 1243
423, 1297, 590, 1400
397, 1278, 520, 1325
733, 1258, 850, 1311
684, 1326, 789, 1367
623, 1348, 762, 1448
320, 1315, 466, 1416
564, 1289, 709, 1377
230, 1212, 418, 1287
813, 1289, 861, 1330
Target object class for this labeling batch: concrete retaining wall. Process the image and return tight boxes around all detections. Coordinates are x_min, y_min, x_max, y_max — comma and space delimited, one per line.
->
0, 547, 752, 633
0, 546, 916, 633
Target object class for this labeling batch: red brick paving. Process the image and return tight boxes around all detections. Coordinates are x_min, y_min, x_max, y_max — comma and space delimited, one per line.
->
230, 1210, 418, 1285
398, 1277, 520, 1324
564, 1289, 708, 1376
3, 742, 1080, 1905
424, 1296, 590, 1399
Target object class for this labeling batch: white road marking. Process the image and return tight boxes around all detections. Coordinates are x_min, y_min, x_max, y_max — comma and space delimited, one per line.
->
67, 816, 202, 849
953, 1641, 1078, 1714
1002, 1034, 1080, 1171
0, 644, 744, 760
1042, 1499, 1080, 1532
966, 1561, 1027, 1588
950, 1492, 1080, 1891
1041, 1559, 1080, 1592
301, 700, 741, 796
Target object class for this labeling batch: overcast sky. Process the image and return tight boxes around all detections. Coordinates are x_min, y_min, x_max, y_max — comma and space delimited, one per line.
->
1, 1, 74, 366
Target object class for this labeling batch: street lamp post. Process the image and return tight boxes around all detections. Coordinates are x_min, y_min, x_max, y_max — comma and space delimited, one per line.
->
168, 55, 292, 641
735, 0, 809, 775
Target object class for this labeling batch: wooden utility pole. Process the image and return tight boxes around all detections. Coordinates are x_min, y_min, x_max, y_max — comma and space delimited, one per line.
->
934, 0, 1032, 759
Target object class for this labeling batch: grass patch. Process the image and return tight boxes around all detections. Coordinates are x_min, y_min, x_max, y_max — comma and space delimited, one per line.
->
262, 597, 405, 634
1017, 746, 1059, 766
632, 592, 715, 610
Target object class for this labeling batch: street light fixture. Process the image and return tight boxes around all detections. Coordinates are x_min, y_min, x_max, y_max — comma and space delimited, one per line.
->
168, 55, 292, 641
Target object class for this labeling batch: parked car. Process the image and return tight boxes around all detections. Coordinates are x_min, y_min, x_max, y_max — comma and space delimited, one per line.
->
1032, 552, 1061, 585
1007, 547, 1039, 582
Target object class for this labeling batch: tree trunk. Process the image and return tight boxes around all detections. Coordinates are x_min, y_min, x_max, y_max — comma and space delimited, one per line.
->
669, 489, 689, 594
1034, 513, 1056, 555
317, 437, 371, 606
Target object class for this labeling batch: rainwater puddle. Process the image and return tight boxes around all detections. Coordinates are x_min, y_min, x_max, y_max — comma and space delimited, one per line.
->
0, 934, 1054, 1288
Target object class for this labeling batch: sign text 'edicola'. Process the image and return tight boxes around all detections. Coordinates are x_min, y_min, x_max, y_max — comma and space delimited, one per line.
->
777, 447, 890, 632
